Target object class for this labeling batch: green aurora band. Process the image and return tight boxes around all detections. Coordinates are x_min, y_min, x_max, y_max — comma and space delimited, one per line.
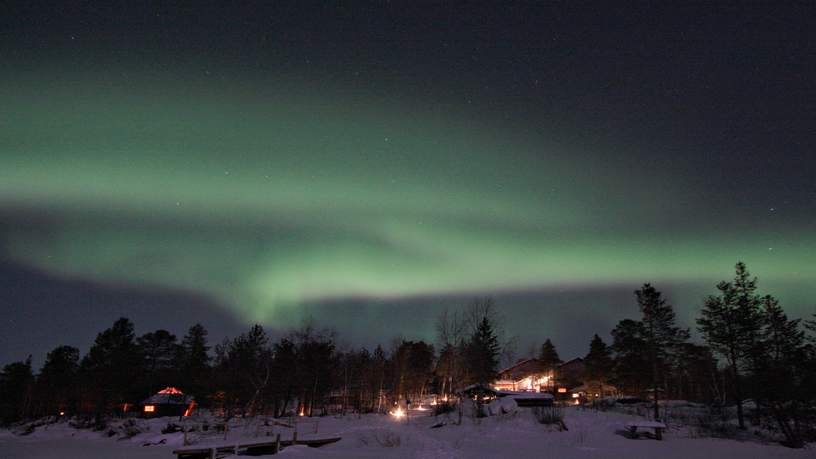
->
2, 70, 814, 325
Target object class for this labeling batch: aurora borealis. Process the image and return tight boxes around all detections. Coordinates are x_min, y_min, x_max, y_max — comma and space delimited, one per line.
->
1, 3, 814, 364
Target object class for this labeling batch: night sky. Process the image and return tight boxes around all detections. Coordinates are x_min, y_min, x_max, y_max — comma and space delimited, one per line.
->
1, 3, 814, 366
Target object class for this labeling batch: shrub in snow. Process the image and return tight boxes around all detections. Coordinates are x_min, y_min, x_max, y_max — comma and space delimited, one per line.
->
532, 406, 564, 426
119, 419, 145, 439
161, 422, 182, 434
488, 397, 518, 417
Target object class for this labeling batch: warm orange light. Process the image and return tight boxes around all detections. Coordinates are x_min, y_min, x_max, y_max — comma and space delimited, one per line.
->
558, 388, 567, 393
390, 407, 405, 418
144, 405, 155, 413
59, 411, 65, 416
299, 408, 305, 417
158, 387, 183, 395
183, 400, 196, 417
122, 403, 129, 413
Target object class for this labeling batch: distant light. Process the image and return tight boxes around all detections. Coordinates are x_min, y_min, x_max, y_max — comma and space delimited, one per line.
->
59, 411, 65, 416
558, 388, 567, 393
390, 407, 405, 418
144, 405, 155, 413
571, 393, 579, 398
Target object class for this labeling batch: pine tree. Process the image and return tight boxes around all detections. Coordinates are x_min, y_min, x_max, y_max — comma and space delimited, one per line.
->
754, 295, 807, 447
610, 319, 649, 396
467, 316, 500, 385
80, 317, 141, 416
178, 324, 211, 398
697, 262, 764, 430
584, 334, 613, 396
538, 338, 562, 368
636, 283, 688, 422
137, 329, 180, 391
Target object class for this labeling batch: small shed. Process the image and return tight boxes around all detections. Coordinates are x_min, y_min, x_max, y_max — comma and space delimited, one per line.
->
142, 387, 195, 417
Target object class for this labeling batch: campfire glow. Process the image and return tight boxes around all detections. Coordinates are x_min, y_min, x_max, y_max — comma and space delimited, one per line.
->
390, 407, 405, 418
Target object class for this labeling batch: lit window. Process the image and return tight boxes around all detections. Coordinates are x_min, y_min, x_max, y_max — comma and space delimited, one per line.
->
558, 388, 567, 393
144, 405, 155, 413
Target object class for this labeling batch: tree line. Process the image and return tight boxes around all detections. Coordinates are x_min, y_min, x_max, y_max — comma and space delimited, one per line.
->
580, 262, 816, 447
1, 262, 814, 444
0, 300, 504, 426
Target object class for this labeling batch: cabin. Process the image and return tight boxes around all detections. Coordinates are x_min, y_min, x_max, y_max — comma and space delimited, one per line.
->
570, 381, 619, 403
493, 357, 585, 398
142, 387, 195, 418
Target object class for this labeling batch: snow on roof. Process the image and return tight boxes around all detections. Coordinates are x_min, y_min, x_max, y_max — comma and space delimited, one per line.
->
143, 387, 194, 405
497, 390, 554, 399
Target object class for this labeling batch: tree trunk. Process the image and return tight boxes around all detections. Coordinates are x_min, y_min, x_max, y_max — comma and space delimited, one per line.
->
730, 358, 745, 430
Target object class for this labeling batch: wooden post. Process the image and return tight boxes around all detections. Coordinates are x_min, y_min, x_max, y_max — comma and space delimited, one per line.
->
208, 447, 214, 459
293, 430, 298, 445
275, 433, 281, 453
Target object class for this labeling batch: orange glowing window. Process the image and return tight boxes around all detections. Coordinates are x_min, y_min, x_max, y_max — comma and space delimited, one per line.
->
144, 405, 155, 413
558, 387, 567, 393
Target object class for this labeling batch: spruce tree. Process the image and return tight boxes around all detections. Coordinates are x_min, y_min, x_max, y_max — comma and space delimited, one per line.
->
467, 316, 500, 385
584, 334, 614, 396
179, 324, 211, 397
538, 338, 562, 368
80, 317, 141, 415
697, 262, 763, 430
636, 283, 688, 422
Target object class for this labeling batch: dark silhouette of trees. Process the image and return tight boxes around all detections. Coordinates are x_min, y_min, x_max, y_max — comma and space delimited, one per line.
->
538, 338, 562, 368
751, 295, 809, 447
177, 324, 211, 400
35, 346, 79, 417
390, 340, 434, 402
0, 357, 34, 425
635, 283, 689, 422
137, 329, 180, 393
213, 324, 272, 416
80, 318, 141, 418
584, 334, 613, 396
610, 319, 649, 395
697, 262, 764, 430
466, 316, 500, 386
292, 324, 335, 416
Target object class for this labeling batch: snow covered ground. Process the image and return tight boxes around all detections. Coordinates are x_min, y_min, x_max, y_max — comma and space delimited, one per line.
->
0, 407, 813, 459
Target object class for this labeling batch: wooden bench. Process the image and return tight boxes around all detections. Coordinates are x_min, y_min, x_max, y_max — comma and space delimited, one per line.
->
624, 421, 667, 440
